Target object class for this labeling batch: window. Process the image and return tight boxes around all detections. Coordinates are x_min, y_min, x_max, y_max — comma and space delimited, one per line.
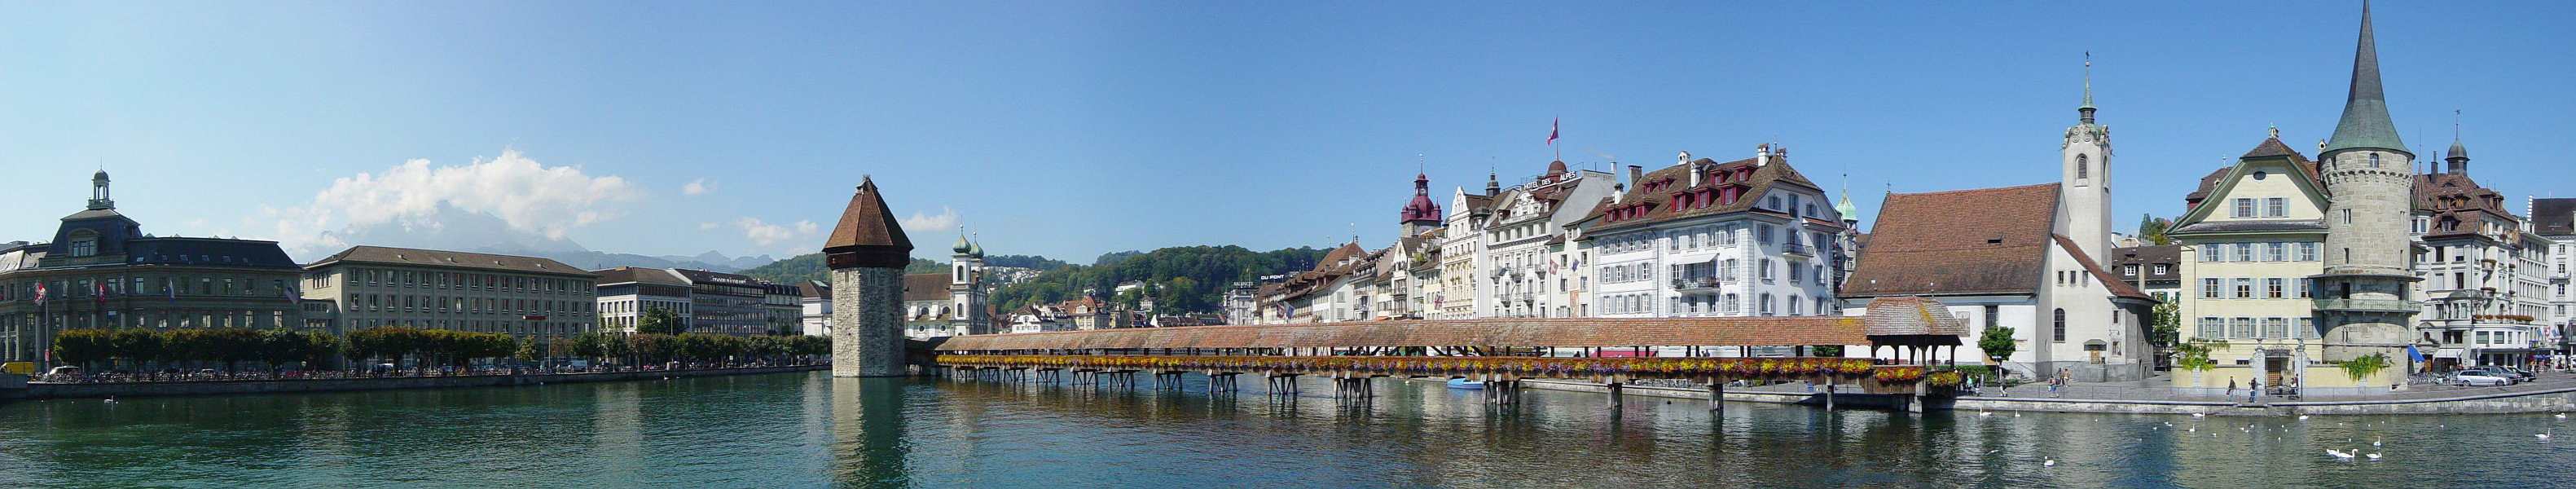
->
1759, 293, 1775, 315
2234, 198, 2255, 218
2265, 243, 2287, 262
2367, 153, 2380, 168
2297, 318, 2317, 338
2263, 318, 2289, 338
2234, 278, 2253, 298
2265, 197, 2287, 218
2202, 278, 2222, 298
2198, 317, 2224, 339
2201, 247, 2221, 262
2266, 278, 2285, 298
1760, 259, 1774, 282
2124, 265, 2139, 276
2052, 309, 2067, 342
2232, 317, 2257, 339
2076, 154, 2090, 179
2234, 243, 2254, 262
1788, 263, 1803, 284
2153, 264, 2169, 275
1788, 299, 1800, 315
1757, 225, 1774, 244
1984, 304, 1999, 328
2296, 242, 2319, 262
2297, 279, 2311, 298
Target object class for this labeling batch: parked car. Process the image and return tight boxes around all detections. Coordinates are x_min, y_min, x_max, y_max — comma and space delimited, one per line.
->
2454, 370, 2516, 386
2500, 368, 2539, 381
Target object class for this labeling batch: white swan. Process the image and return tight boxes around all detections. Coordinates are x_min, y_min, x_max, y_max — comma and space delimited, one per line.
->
2298, 415, 2310, 420
1980, 412, 1993, 416
2191, 412, 2207, 418
2042, 459, 2056, 467
2366, 453, 2382, 460
2327, 449, 2353, 460
2559, 413, 2568, 420
2372, 440, 2382, 447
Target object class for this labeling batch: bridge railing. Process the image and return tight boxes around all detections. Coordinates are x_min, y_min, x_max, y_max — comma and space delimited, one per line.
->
934, 354, 1963, 389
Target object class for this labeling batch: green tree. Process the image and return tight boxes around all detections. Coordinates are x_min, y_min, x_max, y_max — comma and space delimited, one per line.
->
1976, 325, 2018, 365
2136, 214, 2174, 245
515, 338, 543, 364
637, 306, 684, 335
111, 328, 164, 373
2147, 302, 2182, 349
51, 328, 116, 372
569, 333, 606, 361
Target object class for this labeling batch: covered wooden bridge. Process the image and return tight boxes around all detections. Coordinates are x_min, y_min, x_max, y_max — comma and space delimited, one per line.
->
931, 297, 1972, 411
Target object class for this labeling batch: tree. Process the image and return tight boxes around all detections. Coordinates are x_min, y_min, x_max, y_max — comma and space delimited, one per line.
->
112, 328, 164, 373
51, 329, 115, 372
2136, 214, 2174, 245
515, 338, 543, 364
1976, 325, 2018, 365
637, 306, 684, 335
569, 333, 606, 361
2147, 302, 2182, 350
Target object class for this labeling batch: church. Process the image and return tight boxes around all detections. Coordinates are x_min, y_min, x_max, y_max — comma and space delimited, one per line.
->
1840, 75, 2158, 381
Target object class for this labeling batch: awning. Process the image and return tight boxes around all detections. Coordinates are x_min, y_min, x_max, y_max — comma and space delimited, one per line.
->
2433, 348, 2465, 359
2407, 346, 2426, 363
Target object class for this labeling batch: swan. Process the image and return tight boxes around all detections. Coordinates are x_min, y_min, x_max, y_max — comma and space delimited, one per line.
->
2372, 440, 2382, 447
2191, 412, 2207, 418
2327, 450, 2353, 460
2365, 453, 2382, 460
2042, 459, 2056, 467
2559, 413, 2568, 420
2298, 415, 2310, 420
1980, 412, 1993, 416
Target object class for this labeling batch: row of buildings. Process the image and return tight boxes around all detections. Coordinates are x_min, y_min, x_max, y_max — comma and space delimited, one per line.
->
0, 172, 834, 367
1233, 6, 2572, 394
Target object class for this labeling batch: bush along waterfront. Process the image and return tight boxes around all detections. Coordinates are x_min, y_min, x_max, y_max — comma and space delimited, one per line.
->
48, 328, 830, 382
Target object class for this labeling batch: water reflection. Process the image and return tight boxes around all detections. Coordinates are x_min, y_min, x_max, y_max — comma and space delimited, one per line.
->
4, 372, 2575, 487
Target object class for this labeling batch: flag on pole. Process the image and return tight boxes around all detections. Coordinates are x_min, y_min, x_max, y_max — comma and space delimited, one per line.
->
1546, 118, 1558, 146
95, 281, 106, 306
165, 282, 176, 304
33, 283, 45, 305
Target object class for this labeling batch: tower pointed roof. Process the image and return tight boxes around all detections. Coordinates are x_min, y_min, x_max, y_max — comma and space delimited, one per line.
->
952, 226, 972, 254
2323, 2, 2407, 156
1835, 188, 1860, 220
824, 176, 914, 269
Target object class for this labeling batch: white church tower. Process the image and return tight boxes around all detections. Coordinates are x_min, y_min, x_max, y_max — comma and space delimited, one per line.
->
2058, 62, 2114, 260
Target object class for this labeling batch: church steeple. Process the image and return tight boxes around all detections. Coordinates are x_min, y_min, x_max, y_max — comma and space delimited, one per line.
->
2323, 1, 2407, 156
2078, 58, 2096, 124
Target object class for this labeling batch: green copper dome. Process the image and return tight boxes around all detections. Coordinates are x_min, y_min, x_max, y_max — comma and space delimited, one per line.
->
1834, 190, 1860, 220
2322, 3, 2408, 156
952, 227, 972, 254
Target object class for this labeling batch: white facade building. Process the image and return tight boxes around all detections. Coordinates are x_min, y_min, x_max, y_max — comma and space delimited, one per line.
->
1575, 145, 1846, 321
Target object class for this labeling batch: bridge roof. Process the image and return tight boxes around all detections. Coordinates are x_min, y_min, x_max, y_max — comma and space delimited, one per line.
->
935, 316, 1880, 351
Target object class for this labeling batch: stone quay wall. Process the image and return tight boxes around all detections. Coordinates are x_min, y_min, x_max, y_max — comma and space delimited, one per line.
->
0, 365, 824, 402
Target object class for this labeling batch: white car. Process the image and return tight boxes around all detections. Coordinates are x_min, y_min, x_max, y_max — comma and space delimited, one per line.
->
2454, 370, 2516, 386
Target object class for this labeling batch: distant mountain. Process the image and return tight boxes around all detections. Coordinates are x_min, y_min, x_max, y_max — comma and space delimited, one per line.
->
489, 248, 777, 273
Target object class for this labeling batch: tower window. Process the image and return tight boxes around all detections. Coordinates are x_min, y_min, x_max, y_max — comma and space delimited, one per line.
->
2367, 153, 2380, 168
2076, 154, 2089, 179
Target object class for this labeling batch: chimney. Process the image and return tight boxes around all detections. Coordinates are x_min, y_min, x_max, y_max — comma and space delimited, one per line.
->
1756, 143, 1772, 167
1626, 165, 1644, 188
1687, 161, 1703, 187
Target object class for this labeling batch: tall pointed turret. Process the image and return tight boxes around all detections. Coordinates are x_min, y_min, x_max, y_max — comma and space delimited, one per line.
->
2323, 2, 2407, 156
825, 176, 917, 377
2308, 1, 2420, 378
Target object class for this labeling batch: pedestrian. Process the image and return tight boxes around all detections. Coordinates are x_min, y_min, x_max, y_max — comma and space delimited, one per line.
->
2227, 378, 2236, 397
2249, 378, 2262, 403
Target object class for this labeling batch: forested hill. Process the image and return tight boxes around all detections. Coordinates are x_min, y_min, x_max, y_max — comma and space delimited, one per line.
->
990, 245, 1330, 315
740, 253, 945, 286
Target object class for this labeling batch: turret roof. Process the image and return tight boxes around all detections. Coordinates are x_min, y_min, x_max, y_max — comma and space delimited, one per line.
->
2323, 2, 2408, 155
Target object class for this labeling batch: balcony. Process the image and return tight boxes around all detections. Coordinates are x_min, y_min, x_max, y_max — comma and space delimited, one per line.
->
2312, 298, 2423, 313
1783, 243, 1813, 257
1671, 276, 1721, 291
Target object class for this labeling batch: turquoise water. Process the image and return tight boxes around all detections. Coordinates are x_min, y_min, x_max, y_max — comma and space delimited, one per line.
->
2, 372, 2570, 488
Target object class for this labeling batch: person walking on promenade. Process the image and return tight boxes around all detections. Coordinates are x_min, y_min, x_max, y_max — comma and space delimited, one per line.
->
2249, 378, 2262, 403
2227, 378, 2236, 398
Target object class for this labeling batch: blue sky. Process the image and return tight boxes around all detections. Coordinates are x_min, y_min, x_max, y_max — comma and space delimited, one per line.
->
2, 2, 2569, 264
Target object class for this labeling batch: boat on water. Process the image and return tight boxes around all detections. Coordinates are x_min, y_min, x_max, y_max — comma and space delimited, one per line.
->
1445, 378, 1485, 390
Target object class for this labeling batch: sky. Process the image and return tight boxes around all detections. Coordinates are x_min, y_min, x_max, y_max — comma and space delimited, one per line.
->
3, 2, 2571, 265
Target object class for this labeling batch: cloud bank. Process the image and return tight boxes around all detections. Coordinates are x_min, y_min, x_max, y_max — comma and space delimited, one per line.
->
269, 149, 640, 258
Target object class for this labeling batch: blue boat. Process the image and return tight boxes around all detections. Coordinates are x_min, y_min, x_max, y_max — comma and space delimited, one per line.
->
1445, 378, 1485, 390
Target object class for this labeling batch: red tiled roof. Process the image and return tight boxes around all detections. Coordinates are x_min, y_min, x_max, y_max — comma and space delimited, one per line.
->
2053, 235, 2155, 301
824, 178, 913, 268
936, 316, 1872, 350
903, 273, 952, 302
1842, 183, 2059, 297
1583, 156, 1826, 234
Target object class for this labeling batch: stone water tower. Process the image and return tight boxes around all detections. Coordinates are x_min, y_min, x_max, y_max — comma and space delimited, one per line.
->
824, 177, 913, 377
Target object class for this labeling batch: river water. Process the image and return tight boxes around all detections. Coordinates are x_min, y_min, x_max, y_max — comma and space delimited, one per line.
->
1, 371, 2569, 488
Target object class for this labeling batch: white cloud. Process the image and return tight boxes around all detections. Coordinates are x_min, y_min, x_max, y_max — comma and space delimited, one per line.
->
699, 222, 720, 230
793, 220, 818, 234
682, 178, 714, 196
737, 217, 798, 246
899, 206, 959, 231
268, 149, 640, 258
